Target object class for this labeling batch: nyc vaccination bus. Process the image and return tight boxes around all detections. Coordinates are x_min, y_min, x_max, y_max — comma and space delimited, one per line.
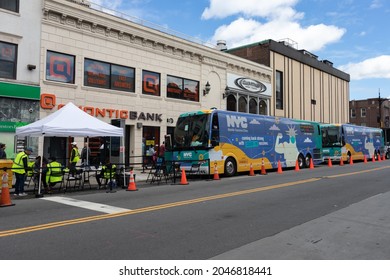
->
168, 109, 323, 176
320, 123, 385, 162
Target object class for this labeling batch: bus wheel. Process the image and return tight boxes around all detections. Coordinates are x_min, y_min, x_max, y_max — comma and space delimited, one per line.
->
304, 154, 311, 168
224, 157, 236, 177
298, 154, 306, 169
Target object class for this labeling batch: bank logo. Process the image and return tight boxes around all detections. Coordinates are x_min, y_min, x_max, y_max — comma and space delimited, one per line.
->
48, 54, 74, 83
40, 94, 56, 109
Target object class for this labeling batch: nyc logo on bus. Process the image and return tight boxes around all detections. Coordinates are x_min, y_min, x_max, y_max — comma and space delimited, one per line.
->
182, 152, 193, 158
227, 115, 248, 132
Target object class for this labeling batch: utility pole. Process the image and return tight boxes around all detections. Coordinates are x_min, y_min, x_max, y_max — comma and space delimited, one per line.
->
378, 89, 383, 128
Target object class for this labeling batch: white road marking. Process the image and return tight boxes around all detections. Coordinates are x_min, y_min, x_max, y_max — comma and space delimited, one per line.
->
41, 196, 130, 214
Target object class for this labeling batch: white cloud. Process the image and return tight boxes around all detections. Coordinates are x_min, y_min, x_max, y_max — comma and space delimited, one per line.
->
203, 0, 345, 52
202, 0, 302, 20
339, 55, 390, 80
89, 0, 123, 10
370, 0, 382, 9
269, 124, 280, 131
249, 119, 261, 125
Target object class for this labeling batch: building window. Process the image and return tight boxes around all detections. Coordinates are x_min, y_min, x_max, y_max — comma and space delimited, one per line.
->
350, 108, 356, 118
0, 41, 17, 79
46, 51, 75, 84
142, 70, 160, 96
167, 75, 199, 102
238, 96, 247, 112
226, 95, 236, 112
259, 100, 267, 115
276, 71, 284, 110
361, 108, 366, 117
249, 98, 257, 114
84, 58, 135, 92
0, 0, 19, 13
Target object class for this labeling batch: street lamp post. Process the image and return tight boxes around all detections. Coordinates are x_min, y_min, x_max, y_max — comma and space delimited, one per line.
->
378, 90, 390, 144
379, 91, 383, 128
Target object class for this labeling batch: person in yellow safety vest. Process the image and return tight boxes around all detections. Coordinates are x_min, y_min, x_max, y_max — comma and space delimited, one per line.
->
69, 142, 80, 179
46, 156, 63, 193
96, 160, 117, 192
12, 147, 33, 196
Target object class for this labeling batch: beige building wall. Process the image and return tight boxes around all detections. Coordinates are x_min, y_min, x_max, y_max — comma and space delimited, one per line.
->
227, 40, 350, 124
41, 0, 272, 160
271, 50, 349, 123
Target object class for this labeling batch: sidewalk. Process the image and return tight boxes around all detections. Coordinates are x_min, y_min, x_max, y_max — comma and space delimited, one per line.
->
212, 192, 390, 259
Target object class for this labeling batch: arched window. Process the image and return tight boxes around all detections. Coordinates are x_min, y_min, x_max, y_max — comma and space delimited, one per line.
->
226, 95, 237, 112
238, 96, 247, 113
249, 98, 257, 114
259, 100, 267, 115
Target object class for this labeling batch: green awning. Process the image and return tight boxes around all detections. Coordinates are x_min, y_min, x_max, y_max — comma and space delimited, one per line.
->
0, 82, 40, 100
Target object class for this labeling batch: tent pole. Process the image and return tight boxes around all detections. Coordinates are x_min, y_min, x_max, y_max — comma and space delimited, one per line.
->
36, 136, 44, 198
123, 142, 126, 188
86, 136, 89, 168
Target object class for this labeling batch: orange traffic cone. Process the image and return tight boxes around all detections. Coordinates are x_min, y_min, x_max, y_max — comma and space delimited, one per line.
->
180, 168, 189, 185
340, 157, 344, 166
309, 158, 314, 169
382, 154, 386, 161
378, 154, 382, 162
249, 163, 255, 176
126, 170, 138, 191
0, 173, 15, 207
277, 160, 283, 174
363, 155, 368, 163
213, 163, 220, 180
349, 155, 354, 165
372, 154, 376, 162
328, 158, 333, 167
261, 159, 267, 175
294, 160, 300, 171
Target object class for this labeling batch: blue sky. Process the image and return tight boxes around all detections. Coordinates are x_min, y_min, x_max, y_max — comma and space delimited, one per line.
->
89, 0, 390, 100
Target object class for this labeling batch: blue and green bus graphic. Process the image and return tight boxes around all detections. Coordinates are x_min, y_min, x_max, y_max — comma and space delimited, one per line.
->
169, 109, 322, 176
320, 123, 385, 162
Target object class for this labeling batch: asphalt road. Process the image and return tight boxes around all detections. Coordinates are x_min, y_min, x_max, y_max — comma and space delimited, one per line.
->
1, 160, 390, 260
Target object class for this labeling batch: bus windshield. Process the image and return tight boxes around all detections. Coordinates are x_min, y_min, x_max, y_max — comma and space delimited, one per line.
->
321, 126, 342, 147
173, 114, 210, 150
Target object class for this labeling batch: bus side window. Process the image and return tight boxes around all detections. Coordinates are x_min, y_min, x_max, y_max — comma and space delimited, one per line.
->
341, 136, 346, 146
211, 114, 219, 146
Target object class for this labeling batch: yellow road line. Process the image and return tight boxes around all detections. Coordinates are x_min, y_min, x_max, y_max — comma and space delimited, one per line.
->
324, 166, 389, 178
1, 165, 389, 238
0, 178, 318, 238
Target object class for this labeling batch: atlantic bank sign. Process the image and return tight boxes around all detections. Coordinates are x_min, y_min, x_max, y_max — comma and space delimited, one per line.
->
227, 73, 272, 97
41, 93, 162, 122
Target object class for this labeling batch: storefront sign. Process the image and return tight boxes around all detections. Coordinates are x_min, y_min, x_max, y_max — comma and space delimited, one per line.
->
0, 121, 29, 132
227, 73, 272, 97
40, 93, 163, 123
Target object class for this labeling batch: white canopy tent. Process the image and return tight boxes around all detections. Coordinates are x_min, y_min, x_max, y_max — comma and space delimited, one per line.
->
16, 102, 124, 196
16, 102, 123, 137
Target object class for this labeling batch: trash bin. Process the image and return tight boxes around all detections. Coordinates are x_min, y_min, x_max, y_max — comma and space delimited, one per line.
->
0, 159, 13, 188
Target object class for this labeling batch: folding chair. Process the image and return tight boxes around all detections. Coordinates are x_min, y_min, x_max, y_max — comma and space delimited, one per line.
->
65, 169, 83, 192
150, 157, 169, 184
188, 162, 201, 176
